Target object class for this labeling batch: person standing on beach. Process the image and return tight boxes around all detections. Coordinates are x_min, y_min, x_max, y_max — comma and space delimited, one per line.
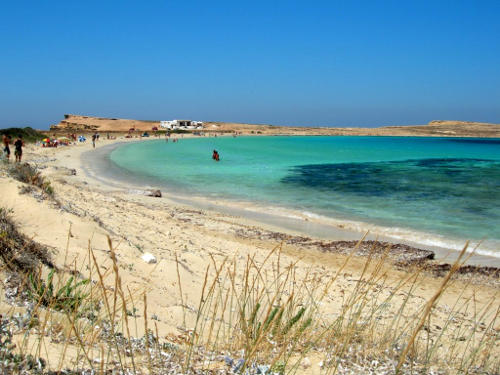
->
14, 136, 24, 163
2, 134, 11, 161
92, 133, 97, 148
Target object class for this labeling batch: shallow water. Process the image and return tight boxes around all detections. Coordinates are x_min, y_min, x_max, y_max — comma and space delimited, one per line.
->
109, 136, 500, 257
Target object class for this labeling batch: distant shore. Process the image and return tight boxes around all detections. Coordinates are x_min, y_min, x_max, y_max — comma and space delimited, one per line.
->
48, 114, 500, 138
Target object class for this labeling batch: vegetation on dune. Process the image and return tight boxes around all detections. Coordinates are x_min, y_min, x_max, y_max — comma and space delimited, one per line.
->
5, 162, 54, 197
1, 127, 45, 143
27, 269, 91, 314
0, 208, 499, 374
0, 208, 53, 273
0, 208, 53, 373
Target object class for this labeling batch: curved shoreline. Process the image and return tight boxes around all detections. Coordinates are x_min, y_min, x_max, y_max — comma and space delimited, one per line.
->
81, 138, 500, 267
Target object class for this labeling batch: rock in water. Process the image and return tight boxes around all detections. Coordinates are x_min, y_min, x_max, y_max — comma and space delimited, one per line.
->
141, 253, 157, 264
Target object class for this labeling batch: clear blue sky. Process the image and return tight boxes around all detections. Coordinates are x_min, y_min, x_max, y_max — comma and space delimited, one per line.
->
1, 0, 499, 129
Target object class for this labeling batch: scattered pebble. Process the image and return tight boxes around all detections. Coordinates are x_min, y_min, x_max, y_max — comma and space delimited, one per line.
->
141, 253, 157, 263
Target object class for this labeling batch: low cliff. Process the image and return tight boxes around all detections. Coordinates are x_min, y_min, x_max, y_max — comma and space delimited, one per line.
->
50, 114, 160, 132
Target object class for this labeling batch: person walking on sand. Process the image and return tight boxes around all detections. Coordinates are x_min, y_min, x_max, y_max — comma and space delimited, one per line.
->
14, 135, 24, 163
2, 134, 11, 161
92, 133, 97, 148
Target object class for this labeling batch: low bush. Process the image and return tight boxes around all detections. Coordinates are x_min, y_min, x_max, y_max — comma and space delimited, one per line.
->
0, 127, 45, 143
18, 184, 35, 195
0, 207, 53, 273
7, 163, 54, 197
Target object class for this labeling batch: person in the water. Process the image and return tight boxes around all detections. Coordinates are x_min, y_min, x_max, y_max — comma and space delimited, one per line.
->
212, 150, 220, 161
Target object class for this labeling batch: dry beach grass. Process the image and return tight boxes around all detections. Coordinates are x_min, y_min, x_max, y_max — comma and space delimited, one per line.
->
1, 220, 499, 374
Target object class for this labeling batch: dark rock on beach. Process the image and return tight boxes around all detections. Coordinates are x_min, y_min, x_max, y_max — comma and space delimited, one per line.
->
147, 189, 162, 198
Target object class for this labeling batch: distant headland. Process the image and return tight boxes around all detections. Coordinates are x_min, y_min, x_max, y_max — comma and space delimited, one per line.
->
49, 114, 500, 137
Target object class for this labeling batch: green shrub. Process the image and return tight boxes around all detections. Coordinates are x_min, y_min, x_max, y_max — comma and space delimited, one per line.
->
28, 269, 91, 313
0, 127, 45, 143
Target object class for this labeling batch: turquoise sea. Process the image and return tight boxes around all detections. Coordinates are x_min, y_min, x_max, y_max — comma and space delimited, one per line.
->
110, 136, 500, 257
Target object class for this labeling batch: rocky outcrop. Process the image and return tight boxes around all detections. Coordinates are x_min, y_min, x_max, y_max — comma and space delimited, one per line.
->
50, 114, 160, 132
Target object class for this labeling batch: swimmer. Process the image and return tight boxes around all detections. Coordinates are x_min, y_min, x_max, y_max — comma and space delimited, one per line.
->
212, 150, 220, 161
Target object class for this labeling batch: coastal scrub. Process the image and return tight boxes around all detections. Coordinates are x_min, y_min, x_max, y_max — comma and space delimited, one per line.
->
6, 162, 54, 197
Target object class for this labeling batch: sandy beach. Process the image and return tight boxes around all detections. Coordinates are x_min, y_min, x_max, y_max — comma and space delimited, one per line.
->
1, 137, 499, 373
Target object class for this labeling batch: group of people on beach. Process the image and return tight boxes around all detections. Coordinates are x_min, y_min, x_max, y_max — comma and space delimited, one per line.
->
2, 134, 24, 162
4, 130, 224, 164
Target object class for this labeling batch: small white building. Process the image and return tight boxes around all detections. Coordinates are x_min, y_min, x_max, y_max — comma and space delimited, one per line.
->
160, 120, 175, 129
160, 120, 204, 130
